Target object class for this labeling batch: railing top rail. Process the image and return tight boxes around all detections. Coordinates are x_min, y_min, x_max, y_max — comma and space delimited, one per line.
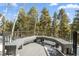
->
5, 36, 72, 48
5, 36, 37, 48
36, 35, 72, 45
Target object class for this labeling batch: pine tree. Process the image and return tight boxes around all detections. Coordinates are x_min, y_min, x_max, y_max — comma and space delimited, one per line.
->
40, 8, 51, 36
72, 10, 79, 31
15, 8, 26, 31
52, 12, 59, 37
27, 7, 38, 35
4, 20, 13, 32
58, 9, 71, 40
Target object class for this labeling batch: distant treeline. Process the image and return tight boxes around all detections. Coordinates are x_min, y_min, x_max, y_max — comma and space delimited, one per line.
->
1, 7, 79, 42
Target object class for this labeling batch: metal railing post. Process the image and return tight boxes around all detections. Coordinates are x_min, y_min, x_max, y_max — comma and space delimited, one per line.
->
73, 31, 77, 56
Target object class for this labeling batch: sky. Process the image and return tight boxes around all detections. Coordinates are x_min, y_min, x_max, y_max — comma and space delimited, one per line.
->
0, 3, 79, 23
